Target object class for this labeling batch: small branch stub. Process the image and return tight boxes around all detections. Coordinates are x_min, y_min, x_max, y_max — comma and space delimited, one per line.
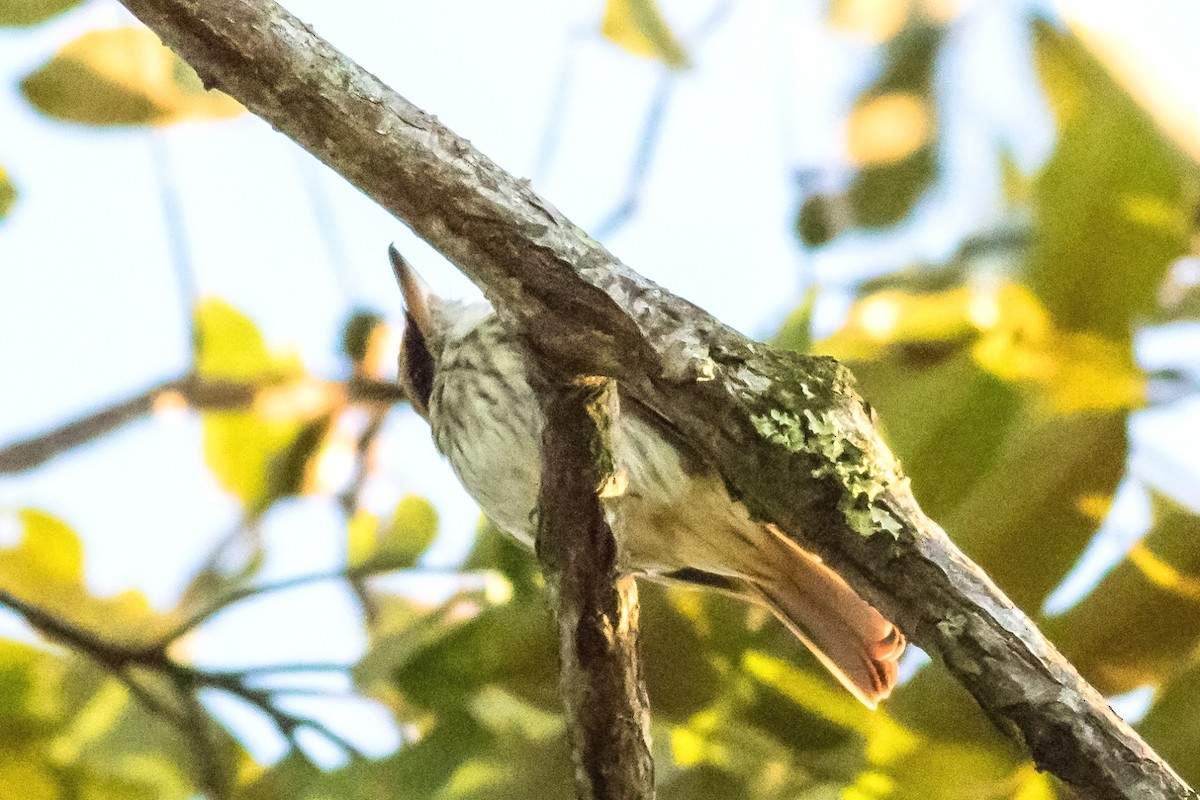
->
533, 375, 654, 800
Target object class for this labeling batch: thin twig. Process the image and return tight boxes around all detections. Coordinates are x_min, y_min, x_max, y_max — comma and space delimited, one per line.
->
162, 563, 472, 644
0, 374, 406, 475
295, 148, 360, 304
593, 0, 733, 239
149, 132, 200, 348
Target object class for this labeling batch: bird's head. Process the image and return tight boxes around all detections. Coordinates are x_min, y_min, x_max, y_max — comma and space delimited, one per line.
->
389, 245, 495, 419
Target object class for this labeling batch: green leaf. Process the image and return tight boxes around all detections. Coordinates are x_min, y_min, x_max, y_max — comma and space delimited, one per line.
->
20, 27, 243, 126
0, 755, 58, 800
0, 640, 64, 743
1139, 661, 1200, 786
772, 285, 818, 354
601, 0, 689, 69
0, 0, 83, 27
1027, 20, 1196, 338
637, 585, 724, 722
0, 164, 15, 221
462, 522, 542, 600
385, 496, 439, 567
0, 643, 204, 800
1047, 493, 1200, 694
394, 599, 559, 713
846, 145, 936, 229
795, 193, 843, 249
349, 495, 439, 571
341, 310, 386, 366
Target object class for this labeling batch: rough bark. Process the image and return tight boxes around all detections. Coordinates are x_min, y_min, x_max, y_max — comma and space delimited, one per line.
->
534, 376, 654, 800
111, 0, 1197, 797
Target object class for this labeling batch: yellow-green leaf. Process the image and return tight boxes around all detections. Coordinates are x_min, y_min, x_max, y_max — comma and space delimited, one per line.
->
194, 298, 295, 381
0, 510, 175, 648
193, 299, 312, 510
601, 0, 689, 69
816, 285, 1130, 610
20, 27, 243, 127
1047, 494, 1200, 694
347, 509, 381, 568
0, 754, 58, 800
0, 164, 15, 221
1028, 21, 1195, 338
352, 495, 438, 571
0, 0, 82, 27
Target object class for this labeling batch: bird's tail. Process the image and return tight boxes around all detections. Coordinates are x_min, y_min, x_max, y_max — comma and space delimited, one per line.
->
751, 526, 905, 708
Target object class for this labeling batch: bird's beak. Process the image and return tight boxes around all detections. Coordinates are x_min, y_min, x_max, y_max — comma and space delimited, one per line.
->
389, 244, 434, 336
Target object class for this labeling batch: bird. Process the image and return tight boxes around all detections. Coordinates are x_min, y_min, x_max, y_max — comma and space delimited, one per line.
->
389, 246, 905, 707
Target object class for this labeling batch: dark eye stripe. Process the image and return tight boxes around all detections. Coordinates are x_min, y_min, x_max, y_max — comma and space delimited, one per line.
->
402, 312, 435, 412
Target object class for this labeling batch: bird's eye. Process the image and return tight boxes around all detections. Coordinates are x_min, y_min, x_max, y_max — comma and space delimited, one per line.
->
401, 312, 435, 414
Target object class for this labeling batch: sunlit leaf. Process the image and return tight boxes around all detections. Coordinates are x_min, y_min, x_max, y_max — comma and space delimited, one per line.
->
20, 27, 243, 126
818, 285, 1130, 609
193, 299, 315, 511
0, 164, 15, 221
840, 22, 943, 231
826, 0, 911, 42
387, 496, 438, 565
0, 510, 176, 648
0, 0, 82, 27
1028, 20, 1196, 339
602, 0, 689, 69
0, 755, 58, 800
847, 93, 933, 168
1047, 493, 1200, 694
194, 299, 298, 381
743, 652, 874, 737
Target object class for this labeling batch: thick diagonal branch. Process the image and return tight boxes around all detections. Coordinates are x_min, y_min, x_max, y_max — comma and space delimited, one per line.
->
534, 377, 654, 800
108, 1, 1197, 797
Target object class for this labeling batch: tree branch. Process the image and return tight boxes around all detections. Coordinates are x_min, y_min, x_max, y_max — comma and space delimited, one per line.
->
0, 374, 405, 474
0, 585, 363, 781
105, 1, 1198, 797
534, 375, 654, 799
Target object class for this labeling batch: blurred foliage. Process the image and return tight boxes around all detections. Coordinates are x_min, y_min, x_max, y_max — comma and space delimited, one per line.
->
3, 2, 1200, 799
194, 299, 314, 513
601, 0, 690, 69
0, 167, 14, 223
0, 0, 83, 27
21, 27, 243, 126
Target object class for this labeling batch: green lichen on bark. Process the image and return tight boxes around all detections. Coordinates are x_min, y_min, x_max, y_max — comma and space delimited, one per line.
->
751, 402, 906, 539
